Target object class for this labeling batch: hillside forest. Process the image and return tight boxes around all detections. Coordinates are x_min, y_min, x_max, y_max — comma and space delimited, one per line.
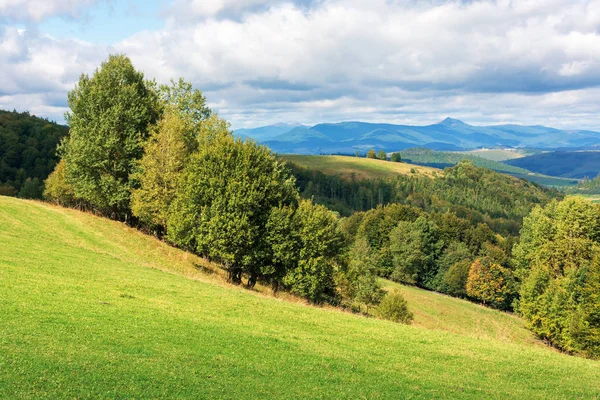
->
4, 54, 599, 359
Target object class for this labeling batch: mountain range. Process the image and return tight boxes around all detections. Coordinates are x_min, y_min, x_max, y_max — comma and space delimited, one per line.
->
234, 118, 600, 154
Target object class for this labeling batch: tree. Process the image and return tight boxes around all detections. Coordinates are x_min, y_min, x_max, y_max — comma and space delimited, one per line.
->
44, 159, 77, 206
265, 204, 300, 292
130, 102, 216, 230
283, 200, 345, 303
355, 150, 359, 157
390, 153, 402, 162
377, 150, 387, 160
466, 257, 515, 310
432, 241, 472, 293
389, 216, 444, 287
366, 149, 377, 159
442, 259, 471, 298
516, 197, 600, 358
377, 290, 413, 324
338, 237, 384, 313
61, 54, 159, 219
167, 134, 297, 286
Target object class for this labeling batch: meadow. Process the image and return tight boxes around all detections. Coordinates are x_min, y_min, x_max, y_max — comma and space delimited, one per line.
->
1, 196, 599, 399
282, 155, 440, 180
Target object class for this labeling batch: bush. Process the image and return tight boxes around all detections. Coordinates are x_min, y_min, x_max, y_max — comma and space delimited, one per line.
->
377, 290, 413, 324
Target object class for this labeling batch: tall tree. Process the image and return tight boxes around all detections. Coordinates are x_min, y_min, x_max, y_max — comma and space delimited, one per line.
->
130, 80, 214, 230
61, 54, 159, 219
167, 134, 297, 286
283, 200, 345, 303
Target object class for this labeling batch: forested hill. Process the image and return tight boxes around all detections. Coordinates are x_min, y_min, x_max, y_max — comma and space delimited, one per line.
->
0, 109, 68, 198
288, 158, 561, 236
398, 148, 578, 187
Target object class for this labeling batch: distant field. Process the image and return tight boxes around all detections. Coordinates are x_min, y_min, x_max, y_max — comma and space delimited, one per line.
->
576, 194, 600, 204
2, 196, 600, 399
455, 149, 532, 161
282, 155, 441, 180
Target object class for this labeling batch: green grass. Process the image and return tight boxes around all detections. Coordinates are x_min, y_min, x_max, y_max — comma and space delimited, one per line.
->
1, 196, 599, 399
454, 149, 531, 162
282, 155, 441, 180
381, 280, 539, 347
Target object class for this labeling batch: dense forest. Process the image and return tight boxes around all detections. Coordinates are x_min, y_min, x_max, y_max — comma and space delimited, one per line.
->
290, 160, 560, 236
5, 53, 598, 359
0, 110, 68, 198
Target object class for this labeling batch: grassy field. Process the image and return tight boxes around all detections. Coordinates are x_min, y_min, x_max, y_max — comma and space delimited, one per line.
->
382, 280, 539, 347
454, 149, 532, 162
282, 155, 441, 180
1, 196, 599, 399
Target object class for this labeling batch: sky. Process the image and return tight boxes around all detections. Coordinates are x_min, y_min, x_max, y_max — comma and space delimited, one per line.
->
1, 0, 600, 130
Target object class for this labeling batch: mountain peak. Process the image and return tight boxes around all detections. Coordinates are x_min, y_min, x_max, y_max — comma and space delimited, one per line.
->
438, 117, 468, 126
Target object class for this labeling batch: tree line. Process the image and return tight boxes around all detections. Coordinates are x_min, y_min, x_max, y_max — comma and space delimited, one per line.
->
40, 54, 600, 357
43, 54, 409, 319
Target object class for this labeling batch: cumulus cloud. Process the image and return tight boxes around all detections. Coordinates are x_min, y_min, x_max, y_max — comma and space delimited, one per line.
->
4, 0, 600, 129
0, 26, 110, 120
0, 0, 100, 22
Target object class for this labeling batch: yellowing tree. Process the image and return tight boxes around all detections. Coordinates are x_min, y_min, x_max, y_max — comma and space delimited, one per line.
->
466, 257, 515, 310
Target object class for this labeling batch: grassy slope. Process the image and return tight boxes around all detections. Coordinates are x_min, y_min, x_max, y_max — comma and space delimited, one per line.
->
1, 197, 599, 399
282, 155, 441, 180
382, 280, 539, 348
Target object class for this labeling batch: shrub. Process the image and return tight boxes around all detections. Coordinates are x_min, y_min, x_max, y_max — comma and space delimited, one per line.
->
377, 290, 413, 324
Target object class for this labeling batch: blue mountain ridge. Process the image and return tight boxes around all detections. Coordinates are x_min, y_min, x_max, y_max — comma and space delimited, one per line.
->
234, 118, 600, 154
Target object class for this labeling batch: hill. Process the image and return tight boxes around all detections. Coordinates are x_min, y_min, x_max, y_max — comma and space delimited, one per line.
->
2, 196, 599, 398
0, 109, 69, 198
505, 151, 600, 179
399, 148, 578, 187
282, 155, 441, 180
237, 118, 600, 154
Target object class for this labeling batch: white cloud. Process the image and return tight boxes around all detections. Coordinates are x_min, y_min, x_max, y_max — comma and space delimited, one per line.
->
5, 0, 600, 129
0, 0, 100, 21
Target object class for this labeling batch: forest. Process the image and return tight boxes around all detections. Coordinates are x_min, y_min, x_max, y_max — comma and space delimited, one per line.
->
3, 54, 598, 359
0, 110, 68, 198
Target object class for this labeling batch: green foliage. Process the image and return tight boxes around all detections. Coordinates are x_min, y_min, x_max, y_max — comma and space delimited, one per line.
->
390, 216, 444, 287
366, 149, 376, 159
44, 159, 78, 206
0, 109, 68, 198
168, 133, 298, 285
377, 290, 414, 324
130, 96, 215, 229
290, 159, 560, 236
283, 200, 345, 303
61, 54, 159, 218
337, 238, 384, 310
432, 241, 472, 295
516, 197, 600, 358
377, 150, 386, 160
466, 257, 516, 310
390, 153, 402, 162
442, 259, 472, 298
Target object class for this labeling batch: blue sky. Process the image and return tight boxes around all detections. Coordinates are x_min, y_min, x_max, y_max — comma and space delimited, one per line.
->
2, 0, 600, 130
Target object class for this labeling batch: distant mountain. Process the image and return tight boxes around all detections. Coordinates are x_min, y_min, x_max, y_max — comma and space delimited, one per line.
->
234, 123, 306, 141
505, 151, 600, 179
234, 118, 600, 154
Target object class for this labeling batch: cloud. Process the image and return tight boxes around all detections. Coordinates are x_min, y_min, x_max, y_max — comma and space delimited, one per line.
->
0, 26, 110, 121
0, 0, 100, 22
4, 0, 600, 130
